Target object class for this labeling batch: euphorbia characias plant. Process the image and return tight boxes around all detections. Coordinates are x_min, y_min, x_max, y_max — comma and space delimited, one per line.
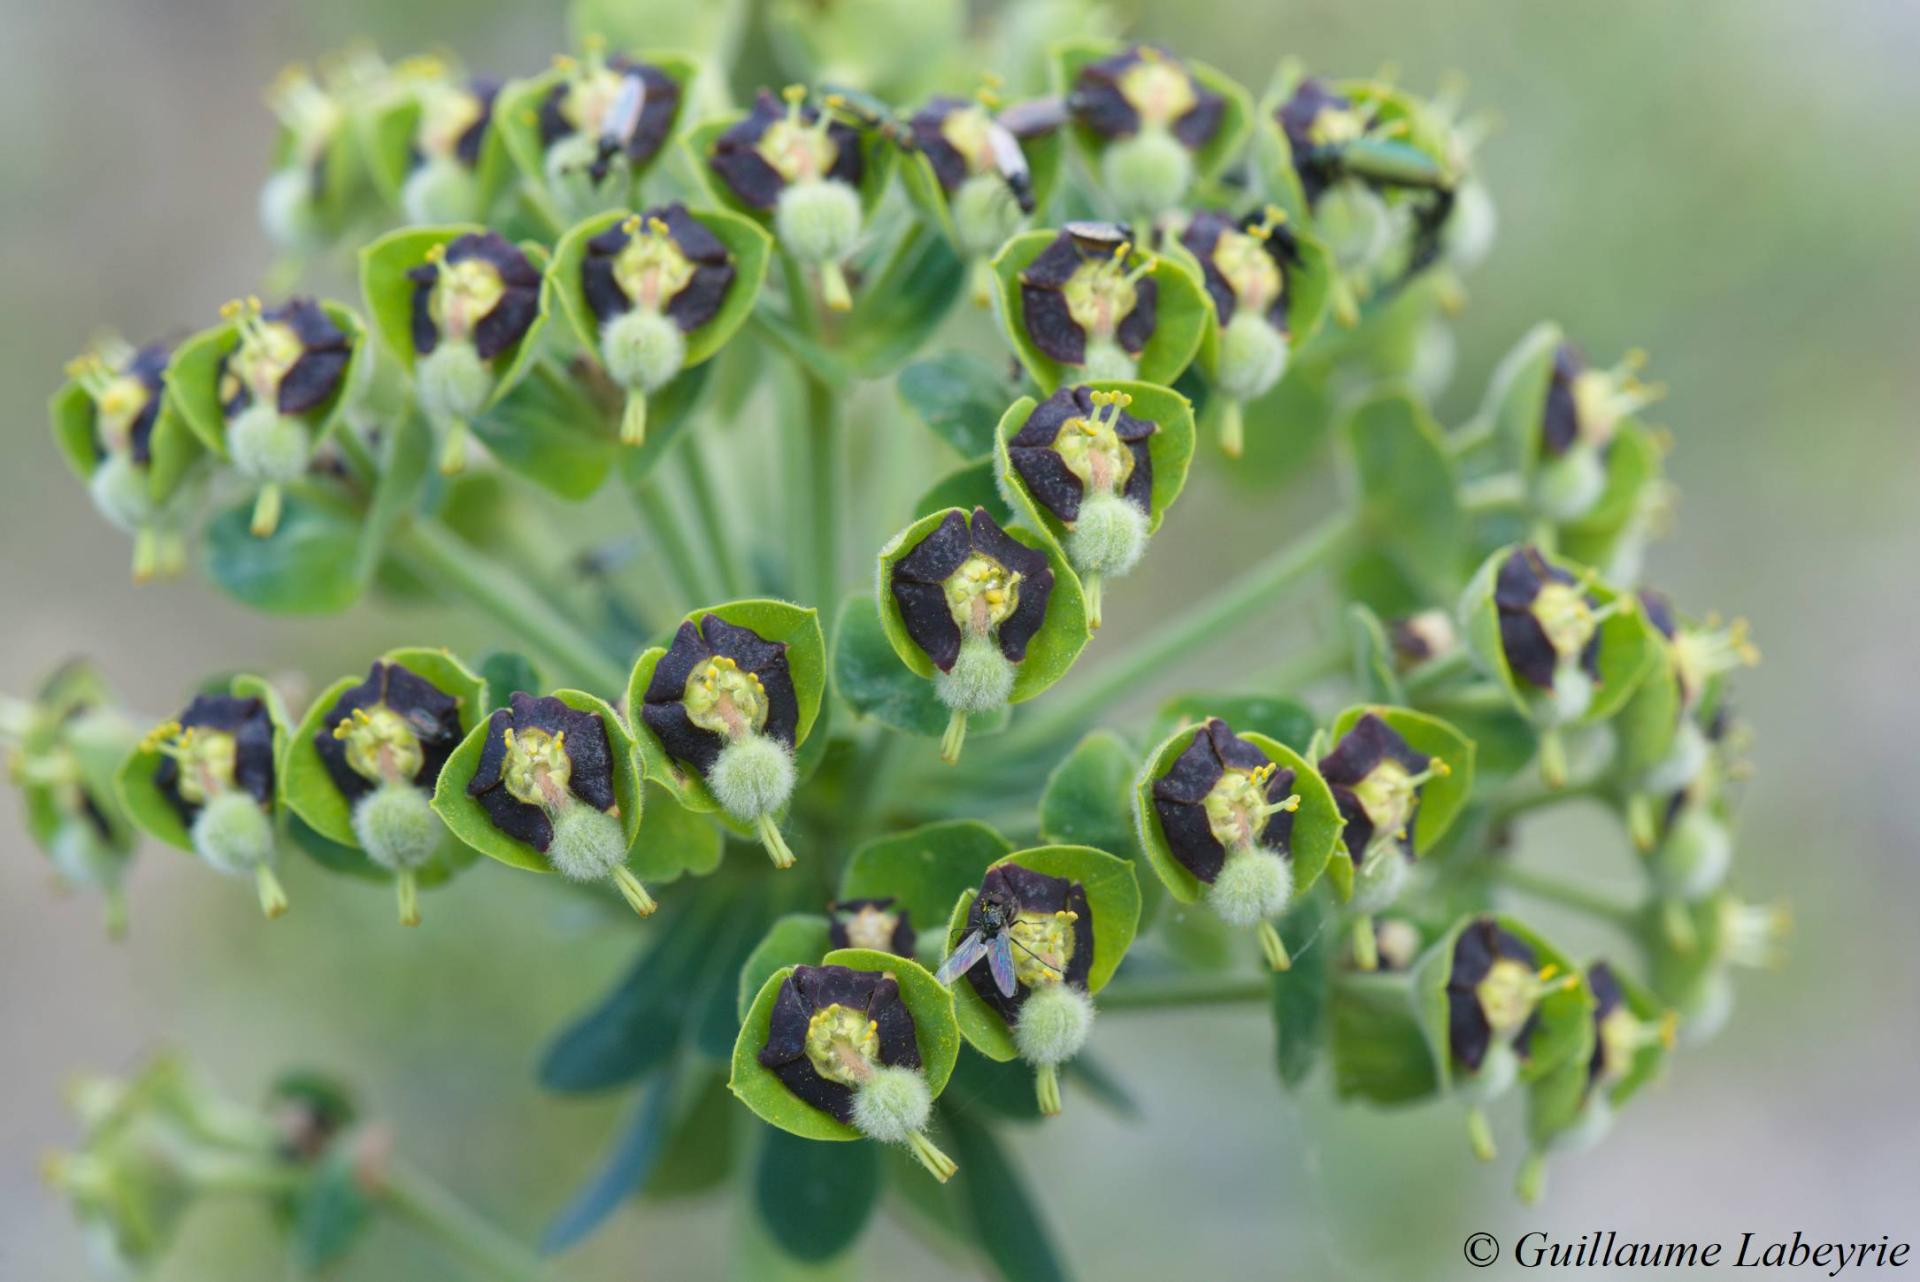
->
15, 3, 1786, 1277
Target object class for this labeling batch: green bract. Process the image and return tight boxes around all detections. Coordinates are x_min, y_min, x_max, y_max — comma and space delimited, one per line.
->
1134, 725, 1340, 906
430, 687, 642, 873
941, 845, 1142, 1062
989, 229, 1209, 391
728, 949, 959, 1142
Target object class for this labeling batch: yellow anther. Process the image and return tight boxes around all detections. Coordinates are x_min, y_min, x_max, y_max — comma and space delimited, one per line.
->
824, 93, 846, 110
582, 33, 606, 53
620, 214, 642, 235
1658, 1010, 1679, 1050
783, 84, 808, 105
1056, 909, 1079, 922
1537, 963, 1559, 982
502, 726, 516, 750
219, 299, 242, 319
1112, 392, 1133, 409
140, 720, 183, 753
985, 590, 1005, 606
552, 730, 566, 753
648, 216, 669, 236
1113, 240, 1133, 262
246, 295, 262, 313
424, 242, 446, 263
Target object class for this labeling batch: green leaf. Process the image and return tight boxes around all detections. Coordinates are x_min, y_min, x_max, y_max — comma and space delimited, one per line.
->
1344, 603, 1406, 704
943, 1111, 1070, 1282
1132, 726, 1341, 906
943, 846, 1140, 1062
753, 1126, 880, 1263
729, 951, 959, 1141
898, 354, 1018, 460
468, 361, 616, 502
645, 1070, 737, 1201
1344, 391, 1465, 600
913, 457, 1017, 531
992, 381, 1197, 563
430, 688, 642, 874
1328, 704, 1476, 857
1558, 421, 1664, 567
545, 205, 772, 372
736, 914, 834, 1023
628, 783, 725, 885
1150, 693, 1317, 753
1037, 730, 1140, 861
844, 226, 965, 376
1328, 972, 1439, 1105
625, 599, 825, 817
542, 1059, 683, 1253
203, 489, 365, 614
540, 901, 723, 1093
875, 507, 1090, 704
990, 229, 1208, 391
289, 1149, 373, 1271
830, 595, 1009, 740
478, 652, 541, 712
1271, 889, 1336, 1088
1474, 321, 1562, 476
838, 820, 1014, 946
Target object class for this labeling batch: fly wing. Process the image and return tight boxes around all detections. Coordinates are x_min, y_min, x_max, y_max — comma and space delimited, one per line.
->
602, 72, 647, 149
984, 122, 1035, 213
934, 930, 989, 987
987, 932, 1019, 998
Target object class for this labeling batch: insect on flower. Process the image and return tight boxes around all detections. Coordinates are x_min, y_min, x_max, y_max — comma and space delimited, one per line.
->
531, 42, 683, 222
905, 86, 1060, 300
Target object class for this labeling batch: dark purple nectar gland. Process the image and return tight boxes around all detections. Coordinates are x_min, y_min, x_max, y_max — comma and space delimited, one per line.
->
1070, 45, 1225, 219
1150, 718, 1302, 970
1008, 387, 1153, 629
146, 695, 287, 919
1535, 343, 1665, 521
1388, 609, 1458, 672
65, 340, 187, 581
1318, 713, 1450, 969
1179, 207, 1296, 457
711, 86, 865, 311
1019, 225, 1159, 380
1445, 919, 1580, 1162
407, 232, 540, 474
958, 864, 1095, 1116
215, 297, 351, 538
640, 615, 801, 868
889, 508, 1055, 764
533, 40, 681, 220
909, 84, 1039, 301
583, 205, 735, 446
316, 662, 463, 925
828, 899, 917, 957
466, 693, 653, 916
758, 965, 957, 1181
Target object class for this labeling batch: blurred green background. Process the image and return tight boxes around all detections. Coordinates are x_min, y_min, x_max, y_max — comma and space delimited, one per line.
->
2, 0, 1915, 1279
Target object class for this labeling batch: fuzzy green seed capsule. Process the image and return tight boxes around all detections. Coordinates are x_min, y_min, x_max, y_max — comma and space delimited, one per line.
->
850, 1064, 932, 1145
87, 452, 155, 534
1215, 310, 1289, 403
602, 308, 686, 396
402, 156, 480, 226
708, 734, 796, 823
1206, 846, 1292, 928
545, 804, 628, 883
1349, 846, 1411, 915
1652, 807, 1732, 901
189, 790, 276, 876
1013, 982, 1094, 1068
1066, 490, 1148, 630
228, 402, 312, 486
416, 340, 491, 423
1099, 127, 1192, 219
1534, 445, 1607, 522
1080, 338, 1138, 381
351, 781, 442, 873
775, 178, 863, 268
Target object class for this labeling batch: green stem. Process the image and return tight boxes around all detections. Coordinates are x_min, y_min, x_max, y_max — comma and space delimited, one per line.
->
628, 475, 710, 608
1097, 971, 1271, 1011
1487, 776, 1608, 825
1489, 863, 1640, 929
389, 519, 626, 694
1459, 472, 1527, 514
1003, 510, 1362, 751
379, 1158, 548, 1282
803, 373, 841, 612
677, 431, 748, 597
